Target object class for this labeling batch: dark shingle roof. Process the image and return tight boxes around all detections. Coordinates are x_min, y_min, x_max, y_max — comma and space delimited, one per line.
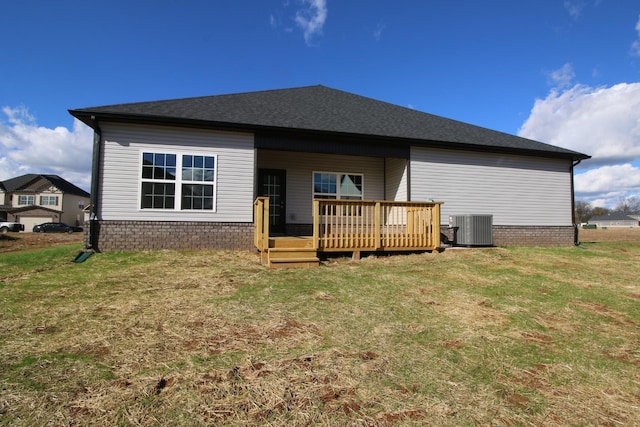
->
590, 212, 638, 222
69, 85, 589, 160
1, 174, 37, 192
1, 174, 89, 197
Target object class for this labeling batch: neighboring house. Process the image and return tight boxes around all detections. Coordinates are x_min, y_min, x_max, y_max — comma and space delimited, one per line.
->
589, 212, 640, 228
69, 85, 590, 252
0, 174, 90, 231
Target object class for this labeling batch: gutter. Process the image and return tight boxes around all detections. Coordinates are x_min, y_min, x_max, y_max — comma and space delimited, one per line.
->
571, 159, 582, 246
87, 115, 102, 251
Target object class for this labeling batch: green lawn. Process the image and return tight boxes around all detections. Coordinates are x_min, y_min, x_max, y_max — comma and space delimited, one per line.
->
1, 242, 639, 425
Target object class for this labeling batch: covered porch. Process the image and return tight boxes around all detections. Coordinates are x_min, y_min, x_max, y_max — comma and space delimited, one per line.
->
254, 197, 443, 268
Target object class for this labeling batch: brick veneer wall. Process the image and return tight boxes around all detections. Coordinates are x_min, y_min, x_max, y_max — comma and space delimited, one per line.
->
440, 225, 576, 247
493, 225, 576, 246
83, 221, 576, 252
288, 224, 576, 247
84, 221, 254, 252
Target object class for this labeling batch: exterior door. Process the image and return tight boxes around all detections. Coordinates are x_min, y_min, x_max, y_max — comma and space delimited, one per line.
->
258, 169, 286, 234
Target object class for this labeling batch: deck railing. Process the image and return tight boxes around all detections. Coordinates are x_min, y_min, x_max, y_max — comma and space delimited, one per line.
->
254, 197, 442, 253
313, 199, 442, 252
254, 197, 270, 252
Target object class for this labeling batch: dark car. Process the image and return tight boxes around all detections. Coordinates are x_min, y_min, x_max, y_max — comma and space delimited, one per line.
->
32, 222, 83, 233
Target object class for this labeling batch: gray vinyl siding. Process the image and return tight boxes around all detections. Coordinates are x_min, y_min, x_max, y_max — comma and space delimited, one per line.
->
99, 123, 254, 222
384, 158, 408, 201
410, 147, 573, 226
257, 150, 384, 224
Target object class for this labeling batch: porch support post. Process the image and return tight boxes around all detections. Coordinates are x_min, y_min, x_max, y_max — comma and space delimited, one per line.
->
312, 199, 320, 250
262, 197, 270, 251
374, 201, 382, 250
432, 203, 441, 247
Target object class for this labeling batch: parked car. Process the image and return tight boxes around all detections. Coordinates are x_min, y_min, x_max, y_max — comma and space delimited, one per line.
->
32, 222, 83, 233
0, 221, 25, 234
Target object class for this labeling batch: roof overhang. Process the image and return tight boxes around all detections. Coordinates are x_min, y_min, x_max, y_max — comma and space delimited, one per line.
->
69, 110, 591, 162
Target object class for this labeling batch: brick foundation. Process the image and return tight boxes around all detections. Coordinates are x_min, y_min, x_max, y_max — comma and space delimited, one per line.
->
441, 225, 576, 247
493, 225, 576, 246
83, 221, 576, 252
84, 221, 254, 252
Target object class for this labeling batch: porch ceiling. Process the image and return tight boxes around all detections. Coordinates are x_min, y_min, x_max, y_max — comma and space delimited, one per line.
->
255, 132, 409, 159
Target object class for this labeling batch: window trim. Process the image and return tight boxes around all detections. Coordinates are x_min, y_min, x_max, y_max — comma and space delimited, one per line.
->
313, 171, 365, 217
138, 150, 218, 212
18, 195, 35, 206
39, 195, 59, 206
312, 171, 364, 200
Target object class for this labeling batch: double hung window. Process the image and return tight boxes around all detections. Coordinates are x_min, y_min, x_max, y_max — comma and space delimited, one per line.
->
141, 152, 176, 209
18, 195, 34, 206
140, 152, 216, 211
40, 195, 59, 206
313, 172, 363, 200
313, 172, 364, 216
181, 155, 215, 210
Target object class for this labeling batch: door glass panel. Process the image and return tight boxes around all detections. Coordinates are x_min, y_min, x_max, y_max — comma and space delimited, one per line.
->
263, 174, 281, 226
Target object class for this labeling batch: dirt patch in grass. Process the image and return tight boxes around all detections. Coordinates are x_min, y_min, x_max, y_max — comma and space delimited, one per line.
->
0, 232, 83, 253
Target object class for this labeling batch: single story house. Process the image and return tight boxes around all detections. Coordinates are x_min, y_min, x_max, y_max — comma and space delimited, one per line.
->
69, 85, 590, 254
588, 212, 640, 228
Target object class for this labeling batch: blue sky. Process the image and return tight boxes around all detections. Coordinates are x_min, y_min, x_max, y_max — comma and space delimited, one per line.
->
1, 0, 639, 208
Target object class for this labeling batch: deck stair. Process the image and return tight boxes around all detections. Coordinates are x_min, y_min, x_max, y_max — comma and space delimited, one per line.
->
254, 197, 443, 269
263, 237, 319, 268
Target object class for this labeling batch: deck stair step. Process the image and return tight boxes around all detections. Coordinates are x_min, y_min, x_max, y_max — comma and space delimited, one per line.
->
267, 247, 319, 268
268, 237, 315, 249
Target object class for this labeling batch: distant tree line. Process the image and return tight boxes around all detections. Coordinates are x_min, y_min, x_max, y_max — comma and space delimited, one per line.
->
575, 196, 640, 224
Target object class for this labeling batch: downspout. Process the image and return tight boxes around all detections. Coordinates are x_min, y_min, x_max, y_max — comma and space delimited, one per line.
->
87, 115, 102, 250
571, 159, 582, 246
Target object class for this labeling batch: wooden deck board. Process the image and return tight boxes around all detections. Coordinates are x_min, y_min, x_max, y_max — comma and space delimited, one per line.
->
255, 198, 443, 268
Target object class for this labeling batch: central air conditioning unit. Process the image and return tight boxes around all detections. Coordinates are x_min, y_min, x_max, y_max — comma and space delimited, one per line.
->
449, 214, 493, 246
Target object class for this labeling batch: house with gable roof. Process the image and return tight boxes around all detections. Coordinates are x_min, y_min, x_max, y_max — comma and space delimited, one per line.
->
0, 174, 90, 231
69, 85, 589, 258
588, 212, 640, 228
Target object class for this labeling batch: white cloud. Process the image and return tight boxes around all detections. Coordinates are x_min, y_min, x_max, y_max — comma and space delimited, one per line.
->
575, 164, 640, 194
519, 81, 640, 208
519, 82, 640, 166
548, 63, 575, 89
294, 0, 328, 45
574, 164, 640, 208
373, 22, 386, 42
631, 15, 640, 57
564, 0, 584, 19
0, 106, 93, 190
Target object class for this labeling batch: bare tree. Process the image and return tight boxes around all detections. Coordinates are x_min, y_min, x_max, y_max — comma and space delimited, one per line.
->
591, 206, 610, 218
574, 200, 593, 223
615, 196, 640, 214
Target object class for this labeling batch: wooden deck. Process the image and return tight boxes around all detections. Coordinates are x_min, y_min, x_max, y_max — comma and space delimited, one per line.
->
254, 198, 443, 268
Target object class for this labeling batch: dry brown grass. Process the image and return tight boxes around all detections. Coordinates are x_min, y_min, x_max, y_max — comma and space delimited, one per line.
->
579, 226, 640, 242
1, 231, 639, 425
1, 226, 637, 253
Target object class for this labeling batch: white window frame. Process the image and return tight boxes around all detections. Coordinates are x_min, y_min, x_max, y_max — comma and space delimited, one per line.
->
139, 151, 218, 212
313, 171, 364, 200
18, 195, 35, 206
39, 195, 59, 206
